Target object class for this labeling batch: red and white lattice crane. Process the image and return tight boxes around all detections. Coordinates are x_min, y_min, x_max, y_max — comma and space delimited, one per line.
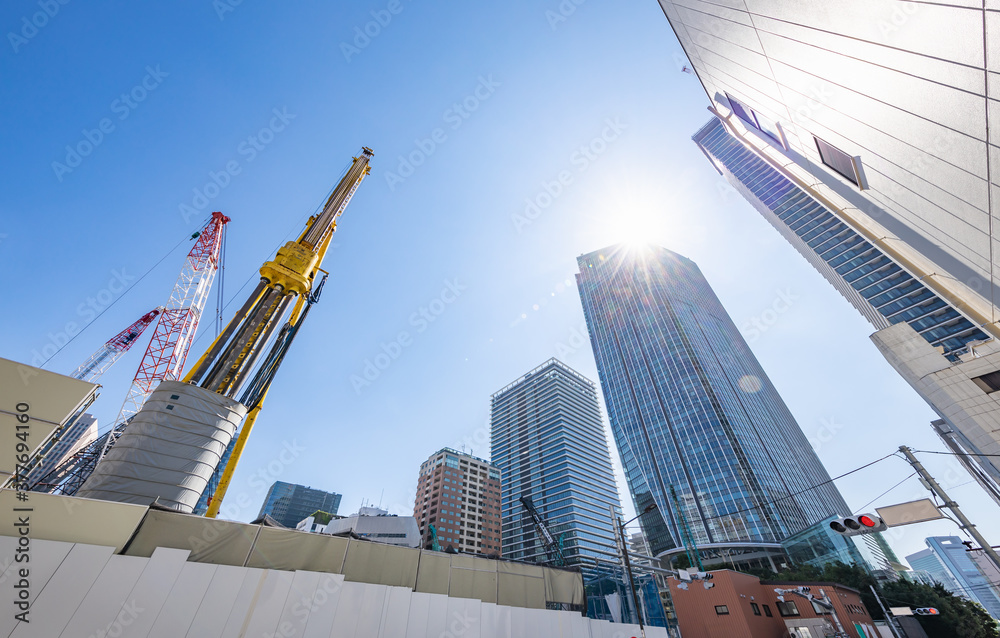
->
31, 213, 230, 494
100, 211, 230, 455
70, 309, 161, 382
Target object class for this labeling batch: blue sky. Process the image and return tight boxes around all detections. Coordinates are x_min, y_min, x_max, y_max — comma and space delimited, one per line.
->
1, 0, 994, 562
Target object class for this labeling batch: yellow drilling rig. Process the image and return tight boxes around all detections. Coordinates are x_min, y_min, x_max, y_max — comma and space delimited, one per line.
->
77, 148, 374, 517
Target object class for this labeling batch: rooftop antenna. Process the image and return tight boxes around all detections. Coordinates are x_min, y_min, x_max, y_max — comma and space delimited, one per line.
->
378, 489, 384, 509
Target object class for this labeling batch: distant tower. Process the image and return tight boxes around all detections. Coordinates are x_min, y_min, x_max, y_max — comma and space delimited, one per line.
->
490, 358, 622, 566
576, 244, 850, 568
257, 481, 343, 528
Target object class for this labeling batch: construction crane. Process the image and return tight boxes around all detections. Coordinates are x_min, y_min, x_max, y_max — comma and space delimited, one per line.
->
70, 309, 161, 382
109, 211, 230, 434
428, 523, 442, 552
15, 309, 160, 490
520, 495, 566, 566
30, 214, 229, 495
76, 148, 374, 515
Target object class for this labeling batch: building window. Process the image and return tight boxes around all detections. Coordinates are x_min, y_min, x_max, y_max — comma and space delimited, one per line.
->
715, 605, 729, 615
972, 371, 1000, 393
815, 136, 864, 188
751, 602, 761, 616
725, 93, 783, 146
763, 604, 772, 617
777, 601, 800, 617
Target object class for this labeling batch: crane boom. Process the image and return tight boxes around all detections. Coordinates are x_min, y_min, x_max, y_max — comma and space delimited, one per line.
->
30, 215, 229, 496
20, 309, 160, 490
111, 211, 230, 428
75, 148, 373, 515
70, 309, 161, 382
520, 495, 565, 565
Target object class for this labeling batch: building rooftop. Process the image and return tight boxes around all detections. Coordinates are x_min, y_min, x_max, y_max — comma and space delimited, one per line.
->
490, 357, 595, 399
422, 446, 496, 468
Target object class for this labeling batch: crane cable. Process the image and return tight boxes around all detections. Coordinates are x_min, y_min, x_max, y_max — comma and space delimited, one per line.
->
37, 231, 196, 369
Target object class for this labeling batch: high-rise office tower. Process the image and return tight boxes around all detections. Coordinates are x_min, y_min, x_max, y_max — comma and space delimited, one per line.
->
577, 245, 850, 568
490, 358, 622, 567
906, 537, 1000, 620
490, 359, 665, 625
658, 0, 1000, 494
412, 447, 502, 554
256, 481, 342, 528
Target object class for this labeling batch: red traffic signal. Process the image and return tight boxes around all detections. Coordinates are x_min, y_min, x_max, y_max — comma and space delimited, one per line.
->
829, 514, 887, 536
913, 608, 939, 616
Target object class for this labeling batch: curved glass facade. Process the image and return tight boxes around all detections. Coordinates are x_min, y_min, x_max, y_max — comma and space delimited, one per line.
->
577, 245, 850, 558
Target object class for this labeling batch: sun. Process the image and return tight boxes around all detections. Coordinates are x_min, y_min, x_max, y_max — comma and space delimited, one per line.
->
609, 211, 656, 251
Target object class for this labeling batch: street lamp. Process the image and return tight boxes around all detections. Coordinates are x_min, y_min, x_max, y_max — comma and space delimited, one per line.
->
617, 503, 657, 637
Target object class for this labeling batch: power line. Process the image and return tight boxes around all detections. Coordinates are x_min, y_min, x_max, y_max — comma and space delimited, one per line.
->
701, 452, 898, 523
856, 472, 916, 514
912, 449, 1000, 459
38, 231, 196, 369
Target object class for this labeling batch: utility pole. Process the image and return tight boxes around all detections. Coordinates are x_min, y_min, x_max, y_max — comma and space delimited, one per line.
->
868, 584, 902, 638
616, 512, 646, 638
898, 446, 1000, 573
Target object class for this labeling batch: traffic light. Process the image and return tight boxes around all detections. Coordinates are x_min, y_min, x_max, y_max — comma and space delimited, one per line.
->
829, 513, 887, 536
913, 608, 940, 616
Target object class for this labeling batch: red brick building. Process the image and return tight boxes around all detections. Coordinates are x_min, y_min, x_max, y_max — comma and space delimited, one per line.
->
668, 569, 882, 638
413, 448, 502, 554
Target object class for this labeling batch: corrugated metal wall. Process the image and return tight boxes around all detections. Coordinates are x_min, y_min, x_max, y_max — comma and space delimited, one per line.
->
0, 536, 666, 638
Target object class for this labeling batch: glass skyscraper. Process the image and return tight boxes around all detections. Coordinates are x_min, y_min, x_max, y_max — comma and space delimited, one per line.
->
256, 480, 342, 528
656, 0, 1000, 504
693, 117, 1000, 503
490, 359, 670, 625
490, 358, 622, 566
577, 245, 850, 568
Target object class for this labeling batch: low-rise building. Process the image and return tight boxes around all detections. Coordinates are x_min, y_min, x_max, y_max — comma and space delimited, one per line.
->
299, 506, 421, 548
668, 570, 878, 638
